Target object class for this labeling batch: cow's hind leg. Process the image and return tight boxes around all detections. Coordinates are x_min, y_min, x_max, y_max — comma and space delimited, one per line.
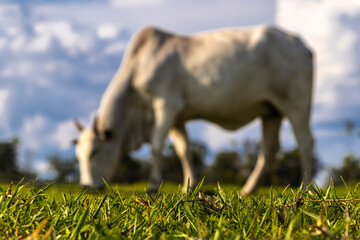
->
288, 111, 314, 189
241, 113, 282, 196
169, 124, 196, 193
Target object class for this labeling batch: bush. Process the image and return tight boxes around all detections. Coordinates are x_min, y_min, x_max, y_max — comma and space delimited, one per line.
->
331, 153, 360, 184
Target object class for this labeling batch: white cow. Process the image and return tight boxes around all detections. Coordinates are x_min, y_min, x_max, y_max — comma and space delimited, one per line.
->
74, 25, 314, 195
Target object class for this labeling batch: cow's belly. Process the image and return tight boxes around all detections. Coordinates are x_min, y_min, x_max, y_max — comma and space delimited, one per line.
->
179, 100, 271, 130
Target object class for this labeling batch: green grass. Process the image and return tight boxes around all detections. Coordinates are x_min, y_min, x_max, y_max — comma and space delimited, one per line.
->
1, 179, 360, 239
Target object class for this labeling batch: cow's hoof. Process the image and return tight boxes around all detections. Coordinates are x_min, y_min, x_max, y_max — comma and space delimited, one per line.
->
81, 185, 105, 193
203, 190, 216, 196
146, 188, 158, 194
82, 185, 93, 191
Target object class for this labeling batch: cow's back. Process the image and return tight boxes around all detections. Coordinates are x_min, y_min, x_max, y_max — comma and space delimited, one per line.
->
180, 25, 312, 93
175, 26, 313, 126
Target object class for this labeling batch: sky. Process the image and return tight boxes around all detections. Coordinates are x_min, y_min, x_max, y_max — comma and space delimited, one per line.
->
0, 0, 360, 182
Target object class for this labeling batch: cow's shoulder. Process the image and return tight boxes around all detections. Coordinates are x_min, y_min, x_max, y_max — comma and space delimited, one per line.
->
245, 25, 280, 47
244, 25, 312, 58
259, 25, 311, 52
129, 26, 177, 56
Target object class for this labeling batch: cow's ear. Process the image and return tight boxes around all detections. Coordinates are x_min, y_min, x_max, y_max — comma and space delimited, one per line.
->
74, 119, 83, 132
101, 130, 114, 141
93, 115, 99, 135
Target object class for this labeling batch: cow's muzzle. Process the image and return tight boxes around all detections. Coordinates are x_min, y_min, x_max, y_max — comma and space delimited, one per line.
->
81, 185, 105, 192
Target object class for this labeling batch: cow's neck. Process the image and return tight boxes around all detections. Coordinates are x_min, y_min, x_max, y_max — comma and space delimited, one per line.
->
97, 74, 130, 132
97, 74, 154, 152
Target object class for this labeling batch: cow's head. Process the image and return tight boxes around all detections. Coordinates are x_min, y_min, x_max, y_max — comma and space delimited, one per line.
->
73, 118, 119, 190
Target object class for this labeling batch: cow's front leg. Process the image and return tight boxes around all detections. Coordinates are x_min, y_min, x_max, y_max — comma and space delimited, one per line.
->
169, 124, 196, 193
148, 98, 180, 193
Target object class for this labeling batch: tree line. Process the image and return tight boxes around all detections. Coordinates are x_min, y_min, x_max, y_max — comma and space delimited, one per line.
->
0, 138, 35, 182
0, 134, 358, 186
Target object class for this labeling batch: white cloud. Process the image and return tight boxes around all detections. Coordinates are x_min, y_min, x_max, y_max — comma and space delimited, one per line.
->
97, 23, 119, 39
51, 120, 78, 151
32, 159, 57, 180
0, 89, 10, 134
11, 34, 27, 51
17, 60, 34, 77
27, 32, 52, 53
110, 0, 163, 7
0, 4, 22, 29
315, 128, 344, 140
0, 37, 7, 50
5, 26, 20, 36
277, 0, 360, 122
0, 89, 9, 116
36, 160, 51, 173
20, 114, 50, 150
16, 116, 78, 177
32, 21, 94, 54
104, 42, 126, 56
280, 120, 296, 149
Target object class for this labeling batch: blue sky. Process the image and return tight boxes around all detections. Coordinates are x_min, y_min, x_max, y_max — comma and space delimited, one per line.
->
0, 0, 360, 182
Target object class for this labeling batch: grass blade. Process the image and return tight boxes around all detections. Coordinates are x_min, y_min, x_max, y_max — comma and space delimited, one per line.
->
102, 178, 117, 197
70, 206, 90, 239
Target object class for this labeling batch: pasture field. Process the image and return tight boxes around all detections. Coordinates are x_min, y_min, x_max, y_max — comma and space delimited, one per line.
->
1, 179, 360, 239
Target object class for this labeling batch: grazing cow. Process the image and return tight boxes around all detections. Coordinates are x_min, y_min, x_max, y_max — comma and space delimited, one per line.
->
74, 25, 314, 195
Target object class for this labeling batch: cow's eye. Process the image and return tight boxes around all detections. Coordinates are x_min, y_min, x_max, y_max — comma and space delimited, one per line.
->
90, 149, 98, 158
